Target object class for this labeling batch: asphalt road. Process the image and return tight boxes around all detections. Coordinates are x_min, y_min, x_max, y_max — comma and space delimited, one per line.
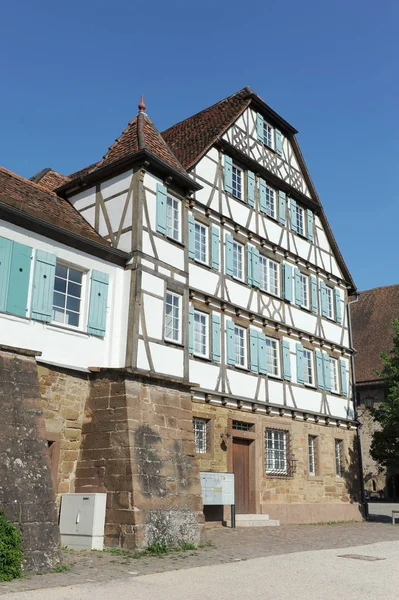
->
3, 540, 398, 600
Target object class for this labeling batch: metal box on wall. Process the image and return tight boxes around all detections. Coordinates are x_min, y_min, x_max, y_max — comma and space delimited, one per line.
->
200, 472, 235, 505
59, 493, 107, 550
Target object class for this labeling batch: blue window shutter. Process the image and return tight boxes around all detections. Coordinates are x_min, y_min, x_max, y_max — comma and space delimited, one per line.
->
6, 241, 32, 317
211, 225, 220, 270
188, 213, 195, 259
259, 178, 267, 213
334, 288, 342, 324
282, 263, 293, 302
320, 281, 328, 317
275, 129, 283, 156
340, 359, 348, 396
296, 343, 304, 384
0, 236, 13, 312
249, 329, 259, 373
224, 155, 233, 194
282, 340, 291, 381
258, 332, 267, 375
31, 250, 56, 322
290, 199, 297, 233
87, 270, 109, 336
307, 210, 314, 242
294, 268, 302, 306
188, 306, 194, 354
323, 353, 331, 392
256, 113, 264, 142
310, 276, 318, 314
226, 320, 236, 365
156, 183, 167, 234
252, 247, 260, 288
247, 246, 253, 286
247, 171, 255, 207
278, 191, 286, 225
225, 234, 234, 276
315, 350, 324, 389
211, 313, 221, 361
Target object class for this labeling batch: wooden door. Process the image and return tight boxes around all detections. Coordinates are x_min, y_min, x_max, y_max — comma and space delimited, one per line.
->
233, 438, 251, 513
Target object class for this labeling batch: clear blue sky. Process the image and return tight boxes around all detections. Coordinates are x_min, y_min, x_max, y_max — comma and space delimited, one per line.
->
1, 0, 397, 291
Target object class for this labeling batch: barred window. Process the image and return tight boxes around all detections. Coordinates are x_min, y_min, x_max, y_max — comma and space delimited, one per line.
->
308, 436, 317, 476
335, 439, 344, 477
265, 428, 287, 474
193, 417, 209, 454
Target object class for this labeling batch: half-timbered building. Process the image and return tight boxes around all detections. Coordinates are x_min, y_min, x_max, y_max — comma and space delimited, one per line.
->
1, 87, 362, 554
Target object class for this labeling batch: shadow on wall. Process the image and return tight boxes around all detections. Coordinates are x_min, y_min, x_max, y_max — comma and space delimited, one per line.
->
341, 437, 364, 518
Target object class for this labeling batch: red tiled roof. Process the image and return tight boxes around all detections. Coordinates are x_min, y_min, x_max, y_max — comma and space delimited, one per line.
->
30, 168, 70, 192
0, 166, 109, 246
162, 87, 252, 169
351, 285, 399, 384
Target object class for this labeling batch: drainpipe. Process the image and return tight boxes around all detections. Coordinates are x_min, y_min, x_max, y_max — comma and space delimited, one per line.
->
348, 293, 368, 521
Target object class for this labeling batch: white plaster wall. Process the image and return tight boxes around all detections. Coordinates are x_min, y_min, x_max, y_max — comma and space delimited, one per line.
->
189, 360, 220, 389
0, 220, 129, 370
149, 342, 184, 378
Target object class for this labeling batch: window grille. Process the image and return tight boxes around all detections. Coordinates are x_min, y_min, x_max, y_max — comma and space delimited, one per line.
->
335, 439, 343, 477
265, 428, 296, 476
232, 421, 254, 431
308, 435, 317, 476
193, 417, 208, 454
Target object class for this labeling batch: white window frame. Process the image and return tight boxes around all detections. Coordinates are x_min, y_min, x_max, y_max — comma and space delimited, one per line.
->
232, 163, 243, 200
265, 428, 287, 474
234, 325, 246, 368
299, 273, 309, 309
303, 349, 314, 386
325, 286, 334, 320
166, 194, 181, 242
232, 240, 244, 281
329, 357, 339, 393
295, 204, 305, 236
164, 291, 181, 343
263, 121, 274, 150
52, 261, 86, 330
308, 435, 317, 476
193, 309, 209, 358
193, 417, 208, 454
265, 184, 276, 219
259, 255, 279, 296
194, 221, 208, 264
335, 439, 344, 477
266, 337, 280, 377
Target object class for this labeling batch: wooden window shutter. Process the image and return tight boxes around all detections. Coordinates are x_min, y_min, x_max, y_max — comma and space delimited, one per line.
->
275, 129, 283, 156
294, 268, 302, 306
87, 270, 109, 337
259, 178, 267, 213
296, 343, 304, 384
310, 276, 318, 314
340, 359, 348, 396
247, 171, 255, 207
278, 191, 286, 225
320, 281, 328, 317
256, 113, 264, 142
307, 210, 314, 242
156, 183, 167, 234
282, 340, 291, 381
258, 332, 267, 375
211, 313, 221, 362
315, 350, 325, 389
188, 306, 194, 354
249, 328, 259, 373
290, 198, 298, 233
323, 353, 331, 391
226, 320, 236, 365
334, 288, 342, 324
6, 241, 32, 318
0, 236, 13, 313
188, 213, 195, 259
211, 225, 220, 270
224, 155, 233, 194
225, 233, 234, 276
30, 250, 56, 322
282, 263, 293, 302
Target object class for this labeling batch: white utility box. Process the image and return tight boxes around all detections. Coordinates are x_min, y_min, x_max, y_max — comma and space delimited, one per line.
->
200, 472, 235, 505
59, 493, 107, 550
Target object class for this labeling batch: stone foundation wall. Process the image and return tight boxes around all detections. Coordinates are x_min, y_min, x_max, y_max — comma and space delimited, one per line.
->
75, 371, 205, 549
193, 402, 362, 523
0, 347, 60, 573
38, 363, 90, 497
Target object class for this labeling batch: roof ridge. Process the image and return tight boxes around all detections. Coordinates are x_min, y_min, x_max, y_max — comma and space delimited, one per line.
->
0, 165, 58, 197
359, 283, 399, 294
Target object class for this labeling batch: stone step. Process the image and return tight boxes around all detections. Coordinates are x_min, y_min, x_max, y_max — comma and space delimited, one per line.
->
226, 514, 280, 527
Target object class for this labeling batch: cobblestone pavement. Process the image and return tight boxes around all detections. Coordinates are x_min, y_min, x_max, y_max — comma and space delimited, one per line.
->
1, 522, 399, 595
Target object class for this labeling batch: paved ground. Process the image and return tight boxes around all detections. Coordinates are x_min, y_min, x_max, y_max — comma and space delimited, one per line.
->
2, 540, 399, 600
368, 502, 399, 522
1, 521, 399, 595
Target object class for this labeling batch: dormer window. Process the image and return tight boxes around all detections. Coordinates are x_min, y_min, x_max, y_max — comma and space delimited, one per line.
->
263, 121, 274, 149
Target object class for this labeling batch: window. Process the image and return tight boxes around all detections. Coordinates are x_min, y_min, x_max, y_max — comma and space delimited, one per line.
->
193, 417, 209, 454
330, 357, 339, 393
234, 325, 246, 367
263, 121, 274, 149
308, 436, 317, 476
164, 292, 181, 342
232, 240, 244, 280
166, 195, 180, 241
232, 421, 254, 432
52, 264, 83, 327
325, 286, 334, 320
295, 204, 305, 236
265, 429, 287, 474
303, 349, 314, 386
335, 439, 344, 477
259, 256, 279, 296
265, 184, 276, 219
299, 273, 309, 309
232, 163, 243, 199
194, 221, 208, 263
193, 310, 208, 357
266, 337, 279, 377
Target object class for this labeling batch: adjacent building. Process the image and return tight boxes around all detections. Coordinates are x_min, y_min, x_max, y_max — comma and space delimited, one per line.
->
1, 87, 362, 553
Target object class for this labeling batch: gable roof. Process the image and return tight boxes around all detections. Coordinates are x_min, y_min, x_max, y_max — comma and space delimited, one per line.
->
0, 165, 108, 246
350, 285, 399, 384
30, 168, 71, 192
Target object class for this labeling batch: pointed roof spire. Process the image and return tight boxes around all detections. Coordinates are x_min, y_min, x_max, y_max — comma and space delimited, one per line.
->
138, 94, 146, 113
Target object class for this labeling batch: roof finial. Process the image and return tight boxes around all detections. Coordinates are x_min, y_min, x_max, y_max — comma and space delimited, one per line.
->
138, 94, 146, 113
